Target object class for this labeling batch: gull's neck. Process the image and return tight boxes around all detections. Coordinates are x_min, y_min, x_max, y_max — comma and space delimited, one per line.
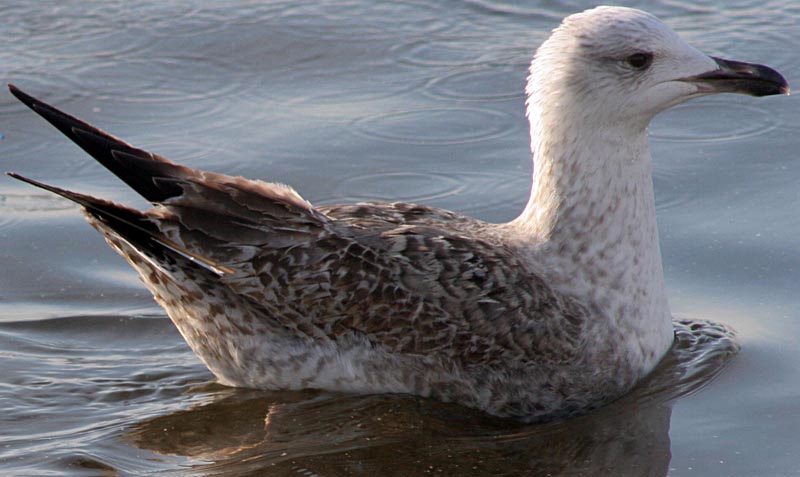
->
510, 97, 674, 373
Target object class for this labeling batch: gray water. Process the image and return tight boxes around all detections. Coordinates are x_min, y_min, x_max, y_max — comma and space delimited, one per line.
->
1, 1, 798, 475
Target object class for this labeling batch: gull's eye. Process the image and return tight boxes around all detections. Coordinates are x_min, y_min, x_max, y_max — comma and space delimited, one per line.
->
626, 52, 653, 70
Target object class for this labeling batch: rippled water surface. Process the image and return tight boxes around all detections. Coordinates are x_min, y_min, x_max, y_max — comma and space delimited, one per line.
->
1, 1, 799, 475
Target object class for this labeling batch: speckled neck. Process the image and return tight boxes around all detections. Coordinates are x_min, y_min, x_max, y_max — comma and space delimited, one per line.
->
511, 96, 673, 375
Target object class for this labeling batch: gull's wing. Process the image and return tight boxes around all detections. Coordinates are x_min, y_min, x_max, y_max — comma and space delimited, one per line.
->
7, 86, 587, 369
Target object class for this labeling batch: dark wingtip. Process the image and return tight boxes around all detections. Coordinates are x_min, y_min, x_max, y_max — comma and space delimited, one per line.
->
8, 84, 47, 112
7, 171, 229, 276
8, 85, 191, 203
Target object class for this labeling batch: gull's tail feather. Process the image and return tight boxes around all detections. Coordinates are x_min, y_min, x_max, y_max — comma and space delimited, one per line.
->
6, 172, 232, 276
8, 84, 191, 203
5, 84, 325, 276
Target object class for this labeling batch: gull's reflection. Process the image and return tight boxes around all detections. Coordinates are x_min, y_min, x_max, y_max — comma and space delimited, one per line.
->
128, 318, 738, 476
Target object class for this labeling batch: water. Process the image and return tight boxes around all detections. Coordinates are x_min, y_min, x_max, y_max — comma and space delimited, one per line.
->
1, 1, 798, 475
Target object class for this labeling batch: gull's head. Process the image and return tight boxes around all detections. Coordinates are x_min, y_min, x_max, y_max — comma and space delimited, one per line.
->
527, 6, 789, 128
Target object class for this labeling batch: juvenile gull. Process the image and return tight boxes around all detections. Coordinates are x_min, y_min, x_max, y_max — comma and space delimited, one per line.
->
8, 6, 788, 422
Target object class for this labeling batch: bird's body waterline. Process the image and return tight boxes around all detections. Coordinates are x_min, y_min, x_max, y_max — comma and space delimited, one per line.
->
7, 6, 788, 422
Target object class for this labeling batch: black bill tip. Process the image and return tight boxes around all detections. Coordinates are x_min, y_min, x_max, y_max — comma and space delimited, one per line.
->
686, 57, 790, 97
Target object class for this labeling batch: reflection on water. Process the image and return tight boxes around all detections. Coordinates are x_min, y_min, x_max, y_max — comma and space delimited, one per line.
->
126, 320, 736, 476
1, 0, 798, 475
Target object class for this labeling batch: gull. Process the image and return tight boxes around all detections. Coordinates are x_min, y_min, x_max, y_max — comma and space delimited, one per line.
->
7, 6, 788, 422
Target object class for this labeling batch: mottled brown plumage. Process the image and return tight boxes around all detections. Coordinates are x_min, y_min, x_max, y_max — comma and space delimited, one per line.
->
6, 83, 619, 420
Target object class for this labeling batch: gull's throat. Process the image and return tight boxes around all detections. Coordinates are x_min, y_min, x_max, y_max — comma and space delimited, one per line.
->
514, 111, 673, 375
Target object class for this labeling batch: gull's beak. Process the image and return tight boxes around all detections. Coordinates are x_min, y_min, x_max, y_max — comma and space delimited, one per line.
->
682, 56, 790, 97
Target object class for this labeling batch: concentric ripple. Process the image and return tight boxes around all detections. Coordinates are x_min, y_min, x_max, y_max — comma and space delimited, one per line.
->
352, 107, 515, 145
331, 171, 466, 204
651, 98, 779, 143
394, 37, 518, 68
325, 169, 527, 211
267, 1, 454, 40
426, 65, 526, 102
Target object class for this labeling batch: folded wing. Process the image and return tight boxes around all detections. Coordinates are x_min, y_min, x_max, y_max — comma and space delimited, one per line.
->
7, 86, 586, 371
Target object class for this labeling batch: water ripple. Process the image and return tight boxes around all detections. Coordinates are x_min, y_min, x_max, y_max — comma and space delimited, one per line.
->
628, 317, 740, 403
651, 99, 779, 143
283, 63, 431, 118
0, 77, 87, 116
331, 171, 467, 204
322, 169, 527, 218
76, 56, 252, 104
463, 0, 571, 21
269, 1, 454, 40
653, 166, 693, 212
352, 107, 515, 145
394, 37, 520, 67
426, 65, 526, 102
